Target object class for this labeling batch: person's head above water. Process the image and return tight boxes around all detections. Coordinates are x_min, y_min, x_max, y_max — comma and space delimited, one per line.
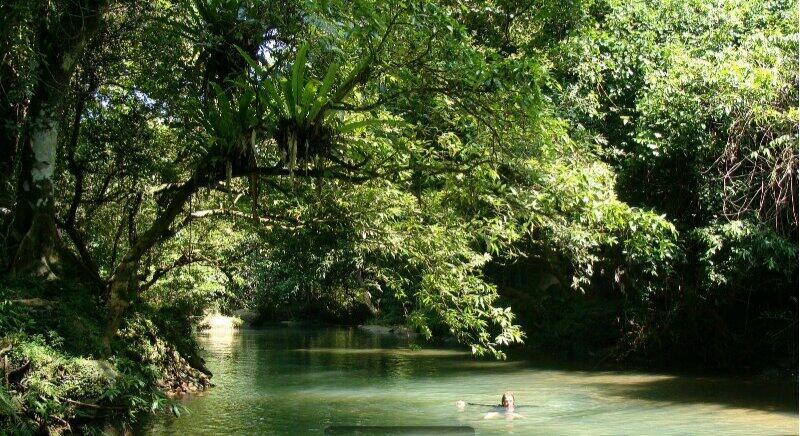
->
501, 392, 515, 410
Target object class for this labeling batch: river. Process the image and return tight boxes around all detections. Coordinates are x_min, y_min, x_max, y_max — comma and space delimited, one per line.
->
147, 326, 798, 435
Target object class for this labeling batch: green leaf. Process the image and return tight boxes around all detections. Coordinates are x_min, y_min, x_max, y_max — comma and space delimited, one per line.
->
234, 45, 265, 76
291, 43, 309, 122
308, 62, 340, 120
282, 78, 296, 119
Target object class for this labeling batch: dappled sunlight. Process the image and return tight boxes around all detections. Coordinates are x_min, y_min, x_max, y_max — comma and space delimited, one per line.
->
204, 314, 241, 330
199, 314, 243, 348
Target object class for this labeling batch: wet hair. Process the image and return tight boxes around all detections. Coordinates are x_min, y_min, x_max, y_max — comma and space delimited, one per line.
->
501, 392, 515, 407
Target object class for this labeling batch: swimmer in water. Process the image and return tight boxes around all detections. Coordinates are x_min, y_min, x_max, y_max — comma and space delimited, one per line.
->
456, 392, 525, 420
484, 391, 524, 420
500, 391, 515, 412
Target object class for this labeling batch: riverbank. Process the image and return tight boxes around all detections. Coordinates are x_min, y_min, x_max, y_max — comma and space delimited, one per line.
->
0, 278, 210, 433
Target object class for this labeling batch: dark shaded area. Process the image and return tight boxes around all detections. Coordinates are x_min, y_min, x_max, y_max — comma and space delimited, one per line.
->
591, 376, 799, 414
486, 239, 798, 375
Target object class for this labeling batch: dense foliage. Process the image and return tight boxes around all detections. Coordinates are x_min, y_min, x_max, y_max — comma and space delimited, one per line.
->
539, 0, 798, 368
0, 0, 796, 431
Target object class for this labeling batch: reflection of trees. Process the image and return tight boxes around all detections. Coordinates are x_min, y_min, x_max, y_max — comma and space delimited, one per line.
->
201, 327, 507, 397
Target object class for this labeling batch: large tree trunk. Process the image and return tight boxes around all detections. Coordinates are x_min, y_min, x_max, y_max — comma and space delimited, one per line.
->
11, 106, 105, 284
6, 0, 108, 276
10, 109, 63, 277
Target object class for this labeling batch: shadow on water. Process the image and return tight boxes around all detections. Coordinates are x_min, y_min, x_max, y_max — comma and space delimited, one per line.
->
589, 375, 798, 414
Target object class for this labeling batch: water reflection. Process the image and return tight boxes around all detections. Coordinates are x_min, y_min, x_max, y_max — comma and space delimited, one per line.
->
292, 348, 469, 356
148, 327, 798, 435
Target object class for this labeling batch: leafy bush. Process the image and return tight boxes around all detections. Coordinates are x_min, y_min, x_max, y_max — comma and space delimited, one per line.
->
0, 278, 201, 433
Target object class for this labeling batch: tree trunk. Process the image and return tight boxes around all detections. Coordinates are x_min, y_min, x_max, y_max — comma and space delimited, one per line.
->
102, 181, 197, 354
102, 259, 138, 353
5, 1, 108, 276
10, 109, 62, 277
99, 153, 257, 352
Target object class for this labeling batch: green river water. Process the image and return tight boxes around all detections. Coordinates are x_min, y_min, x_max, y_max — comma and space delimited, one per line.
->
147, 326, 798, 435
